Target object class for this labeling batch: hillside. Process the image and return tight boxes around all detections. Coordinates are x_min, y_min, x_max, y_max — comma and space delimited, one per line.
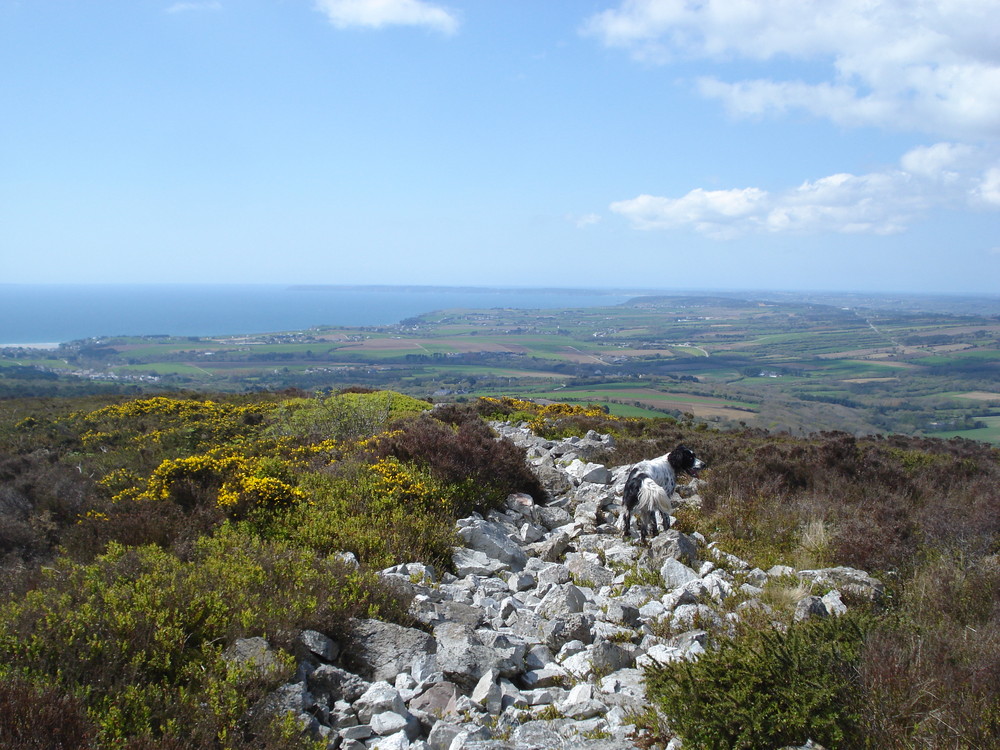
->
1, 392, 999, 748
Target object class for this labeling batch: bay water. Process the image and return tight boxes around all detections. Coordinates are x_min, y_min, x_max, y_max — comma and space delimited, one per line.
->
0, 284, 636, 345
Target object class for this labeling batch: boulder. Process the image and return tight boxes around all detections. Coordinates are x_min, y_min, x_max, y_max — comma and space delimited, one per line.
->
261, 681, 315, 717
353, 682, 405, 724
822, 589, 848, 616
794, 595, 830, 621
371, 730, 415, 750
532, 461, 574, 498
471, 669, 504, 715
222, 637, 283, 678
520, 667, 569, 690
370, 710, 413, 738
603, 601, 641, 628
409, 681, 460, 718
536, 584, 587, 619
527, 530, 572, 562
659, 558, 700, 589
307, 664, 371, 704
536, 505, 574, 531
799, 566, 885, 601
295, 629, 339, 663
542, 613, 594, 652
453, 547, 508, 577
434, 622, 520, 689
644, 530, 699, 568
458, 519, 528, 572
512, 721, 567, 748
427, 721, 465, 750
588, 640, 635, 674
566, 460, 612, 485
340, 619, 436, 683
565, 552, 616, 588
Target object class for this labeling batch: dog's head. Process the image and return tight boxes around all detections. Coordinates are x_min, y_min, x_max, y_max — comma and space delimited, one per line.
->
668, 445, 706, 477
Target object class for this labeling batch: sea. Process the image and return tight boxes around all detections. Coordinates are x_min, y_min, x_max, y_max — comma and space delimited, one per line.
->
0, 284, 638, 346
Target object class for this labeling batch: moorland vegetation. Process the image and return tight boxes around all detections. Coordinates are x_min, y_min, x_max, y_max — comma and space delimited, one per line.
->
0, 390, 998, 748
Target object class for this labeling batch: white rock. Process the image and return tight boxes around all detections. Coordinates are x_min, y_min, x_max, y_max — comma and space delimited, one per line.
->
660, 558, 700, 589
636, 645, 684, 669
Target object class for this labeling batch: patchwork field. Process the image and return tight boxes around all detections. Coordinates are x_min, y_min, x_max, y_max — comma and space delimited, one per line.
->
3, 293, 998, 442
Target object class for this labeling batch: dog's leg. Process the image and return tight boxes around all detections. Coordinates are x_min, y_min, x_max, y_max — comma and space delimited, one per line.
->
622, 471, 643, 540
659, 508, 671, 532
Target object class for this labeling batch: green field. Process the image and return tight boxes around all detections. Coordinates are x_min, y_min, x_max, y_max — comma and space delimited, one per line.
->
928, 416, 1000, 443
3, 294, 998, 442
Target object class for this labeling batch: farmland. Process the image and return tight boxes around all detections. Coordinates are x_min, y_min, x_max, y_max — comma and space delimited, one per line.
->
3, 293, 999, 442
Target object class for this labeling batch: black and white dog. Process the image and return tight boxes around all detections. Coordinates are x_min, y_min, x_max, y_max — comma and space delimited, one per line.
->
622, 445, 705, 543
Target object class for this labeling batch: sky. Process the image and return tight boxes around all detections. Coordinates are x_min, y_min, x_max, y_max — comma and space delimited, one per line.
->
1, 0, 999, 294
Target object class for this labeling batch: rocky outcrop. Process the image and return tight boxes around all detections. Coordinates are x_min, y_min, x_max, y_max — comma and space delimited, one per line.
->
244, 424, 878, 750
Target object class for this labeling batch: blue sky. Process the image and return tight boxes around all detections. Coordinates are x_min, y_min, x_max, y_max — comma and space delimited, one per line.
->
1, 0, 998, 293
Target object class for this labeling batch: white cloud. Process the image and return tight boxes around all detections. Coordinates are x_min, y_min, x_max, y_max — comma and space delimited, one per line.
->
314, 0, 458, 34
165, 1, 221, 12
611, 144, 1000, 238
582, 0, 1000, 139
976, 167, 1000, 207
899, 142, 975, 180
569, 213, 603, 228
610, 188, 768, 238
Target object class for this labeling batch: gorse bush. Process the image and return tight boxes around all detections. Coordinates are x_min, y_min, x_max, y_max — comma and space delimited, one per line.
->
646, 613, 869, 750
273, 457, 463, 570
474, 395, 618, 438
268, 389, 430, 444
0, 390, 555, 747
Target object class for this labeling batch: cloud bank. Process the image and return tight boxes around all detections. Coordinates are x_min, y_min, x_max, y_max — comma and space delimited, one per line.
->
315, 0, 458, 34
611, 144, 1000, 238
586, 2, 1000, 237
583, 0, 1000, 140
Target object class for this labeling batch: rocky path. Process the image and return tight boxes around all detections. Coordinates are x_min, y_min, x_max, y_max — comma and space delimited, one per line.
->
233, 423, 883, 750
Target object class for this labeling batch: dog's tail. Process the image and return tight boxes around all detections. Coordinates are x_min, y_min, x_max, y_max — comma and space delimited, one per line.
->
639, 477, 671, 514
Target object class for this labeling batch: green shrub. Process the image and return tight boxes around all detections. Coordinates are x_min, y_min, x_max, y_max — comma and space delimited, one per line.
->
0, 525, 408, 746
274, 458, 461, 570
645, 613, 869, 749
269, 390, 430, 444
